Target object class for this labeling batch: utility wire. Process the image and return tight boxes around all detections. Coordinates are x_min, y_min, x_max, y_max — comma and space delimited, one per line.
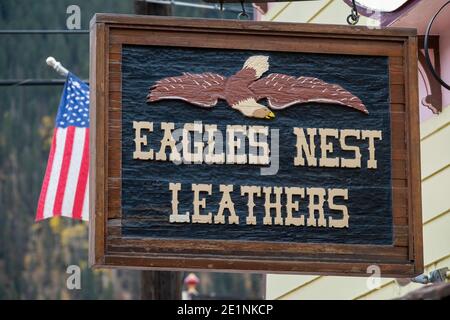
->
0, 80, 88, 86
0, 30, 89, 34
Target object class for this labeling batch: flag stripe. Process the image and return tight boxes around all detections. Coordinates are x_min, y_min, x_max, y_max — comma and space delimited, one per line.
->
42, 128, 67, 219
53, 126, 76, 216
81, 178, 90, 221
36, 128, 58, 221
72, 128, 90, 220
61, 128, 86, 218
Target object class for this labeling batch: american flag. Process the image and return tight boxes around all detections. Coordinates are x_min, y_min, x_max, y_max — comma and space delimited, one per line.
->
36, 73, 90, 221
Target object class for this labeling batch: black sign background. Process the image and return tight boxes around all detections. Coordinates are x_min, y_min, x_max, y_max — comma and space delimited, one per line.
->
120, 45, 392, 245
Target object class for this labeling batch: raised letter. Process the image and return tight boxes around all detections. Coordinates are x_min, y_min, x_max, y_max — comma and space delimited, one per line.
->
362, 130, 382, 169
248, 126, 270, 165
294, 128, 317, 166
328, 188, 349, 228
340, 129, 361, 168
285, 187, 305, 226
215, 185, 239, 224
319, 128, 339, 168
204, 124, 225, 164
133, 121, 153, 160
183, 122, 203, 164
192, 184, 212, 223
156, 122, 181, 162
306, 188, 326, 227
226, 125, 247, 164
169, 183, 189, 223
263, 187, 283, 225
241, 186, 261, 225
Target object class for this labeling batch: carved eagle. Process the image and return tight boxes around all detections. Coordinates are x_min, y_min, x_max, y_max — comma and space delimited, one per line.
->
147, 56, 368, 119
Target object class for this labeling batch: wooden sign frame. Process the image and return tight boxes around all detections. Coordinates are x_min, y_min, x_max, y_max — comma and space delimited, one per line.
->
89, 14, 423, 277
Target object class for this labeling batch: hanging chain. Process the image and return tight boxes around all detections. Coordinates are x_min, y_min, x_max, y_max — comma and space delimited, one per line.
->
347, 0, 360, 25
219, 1, 224, 19
238, 1, 249, 20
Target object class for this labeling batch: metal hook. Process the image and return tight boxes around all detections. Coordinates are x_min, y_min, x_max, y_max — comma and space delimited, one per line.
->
238, 1, 249, 20
424, 0, 450, 91
347, 0, 360, 25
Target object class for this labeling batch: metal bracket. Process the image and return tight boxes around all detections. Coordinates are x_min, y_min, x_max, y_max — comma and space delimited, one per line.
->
424, 0, 450, 91
411, 267, 449, 284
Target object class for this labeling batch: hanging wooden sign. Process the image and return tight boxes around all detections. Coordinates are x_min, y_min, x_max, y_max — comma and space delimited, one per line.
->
89, 14, 423, 277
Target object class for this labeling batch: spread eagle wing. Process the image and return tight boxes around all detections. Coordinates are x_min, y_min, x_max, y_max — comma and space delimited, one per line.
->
147, 72, 226, 107
249, 73, 368, 114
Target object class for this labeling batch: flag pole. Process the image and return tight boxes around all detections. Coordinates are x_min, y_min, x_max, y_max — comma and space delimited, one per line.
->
46, 56, 69, 77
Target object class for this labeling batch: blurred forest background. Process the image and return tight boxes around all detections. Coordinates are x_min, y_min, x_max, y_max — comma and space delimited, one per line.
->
0, 0, 262, 299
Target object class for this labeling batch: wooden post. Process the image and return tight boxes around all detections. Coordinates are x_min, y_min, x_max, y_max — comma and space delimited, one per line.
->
134, 0, 173, 16
134, 1, 182, 300
141, 271, 182, 300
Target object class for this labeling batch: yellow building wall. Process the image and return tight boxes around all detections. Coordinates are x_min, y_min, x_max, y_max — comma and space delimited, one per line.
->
267, 105, 450, 300
261, 0, 373, 26
263, 0, 450, 300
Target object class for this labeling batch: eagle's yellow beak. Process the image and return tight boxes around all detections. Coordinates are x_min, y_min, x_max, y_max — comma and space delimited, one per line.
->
265, 111, 275, 120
